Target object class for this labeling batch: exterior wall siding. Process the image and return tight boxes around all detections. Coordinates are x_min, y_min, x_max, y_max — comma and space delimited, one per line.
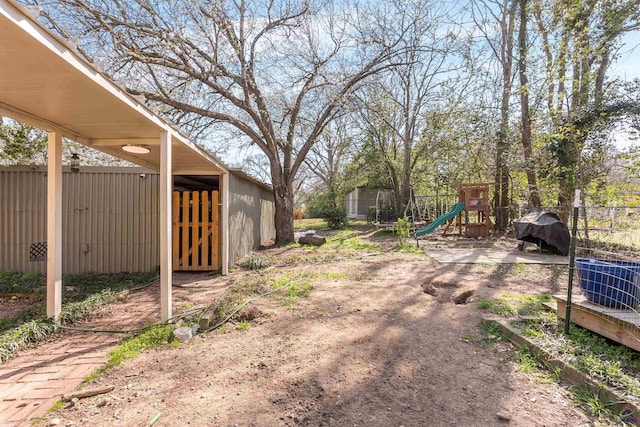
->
1, 167, 273, 274
228, 173, 275, 266
0, 166, 159, 274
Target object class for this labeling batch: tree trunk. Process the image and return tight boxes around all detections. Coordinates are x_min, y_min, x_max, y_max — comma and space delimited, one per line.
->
518, 0, 541, 208
272, 173, 295, 245
493, 0, 517, 233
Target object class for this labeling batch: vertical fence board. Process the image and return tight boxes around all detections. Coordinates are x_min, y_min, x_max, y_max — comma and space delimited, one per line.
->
201, 191, 210, 270
172, 191, 180, 269
212, 191, 220, 270
191, 192, 199, 271
181, 191, 189, 270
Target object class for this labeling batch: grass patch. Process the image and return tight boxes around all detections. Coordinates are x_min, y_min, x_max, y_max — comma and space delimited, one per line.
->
480, 294, 640, 406
479, 320, 508, 344
0, 271, 44, 296
278, 250, 338, 266
570, 386, 635, 424
62, 272, 157, 303
393, 241, 422, 254
320, 272, 348, 281
371, 229, 396, 237
102, 325, 177, 371
240, 254, 272, 270
294, 218, 328, 230
32, 399, 65, 425
328, 230, 360, 242
512, 316, 640, 406
0, 303, 46, 333
511, 346, 556, 384
272, 272, 314, 307
477, 299, 514, 316
477, 293, 553, 317
329, 233, 379, 252
236, 321, 250, 331
196, 272, 272, 331
0, 318, 56, 363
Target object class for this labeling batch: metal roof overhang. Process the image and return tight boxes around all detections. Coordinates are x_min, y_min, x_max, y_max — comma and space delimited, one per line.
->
0, 0, 227, 176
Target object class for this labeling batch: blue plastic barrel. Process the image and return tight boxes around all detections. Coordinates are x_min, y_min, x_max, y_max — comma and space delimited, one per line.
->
575, 258, 640, 309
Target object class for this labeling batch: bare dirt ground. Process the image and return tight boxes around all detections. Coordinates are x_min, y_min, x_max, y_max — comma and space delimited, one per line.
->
39, 232, 591, 427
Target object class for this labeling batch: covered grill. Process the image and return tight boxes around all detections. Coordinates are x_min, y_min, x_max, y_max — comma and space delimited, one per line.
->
515, 209, 570, 256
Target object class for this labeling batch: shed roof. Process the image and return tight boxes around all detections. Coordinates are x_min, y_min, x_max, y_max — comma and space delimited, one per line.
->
0, 0, 226, 175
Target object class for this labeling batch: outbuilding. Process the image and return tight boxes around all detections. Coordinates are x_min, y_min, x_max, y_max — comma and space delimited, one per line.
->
0, 166, 275, 274
0, 0, 274, 321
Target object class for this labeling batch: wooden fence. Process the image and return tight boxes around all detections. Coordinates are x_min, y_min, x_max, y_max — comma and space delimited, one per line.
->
172, 190, 219, 271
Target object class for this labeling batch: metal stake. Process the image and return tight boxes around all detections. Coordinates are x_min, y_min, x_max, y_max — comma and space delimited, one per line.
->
565, 190, 581, 334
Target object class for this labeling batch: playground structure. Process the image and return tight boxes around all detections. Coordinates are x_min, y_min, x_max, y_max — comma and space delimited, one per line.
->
457, 184, 491, 238
414, 183, 491, 238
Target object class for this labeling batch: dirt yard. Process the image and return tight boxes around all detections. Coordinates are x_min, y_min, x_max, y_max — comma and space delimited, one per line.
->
39, 232, 592, 427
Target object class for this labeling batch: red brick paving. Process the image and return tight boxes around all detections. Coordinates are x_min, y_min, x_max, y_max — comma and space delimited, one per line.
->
0, 274, 225, 426
0, 282, 168, 426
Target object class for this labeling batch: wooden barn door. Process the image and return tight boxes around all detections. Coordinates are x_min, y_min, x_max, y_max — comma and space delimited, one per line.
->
172, 190, 219, 271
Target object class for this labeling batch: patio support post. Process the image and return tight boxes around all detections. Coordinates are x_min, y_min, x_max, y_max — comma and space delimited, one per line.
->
221, 172, 229, 275
160, 131, 172, 321
46, 131, 63, 321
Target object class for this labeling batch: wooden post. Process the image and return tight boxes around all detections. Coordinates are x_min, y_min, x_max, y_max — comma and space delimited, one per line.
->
160, 131, 172, 321
46, 131, 63, 321
221, 173, 229, 275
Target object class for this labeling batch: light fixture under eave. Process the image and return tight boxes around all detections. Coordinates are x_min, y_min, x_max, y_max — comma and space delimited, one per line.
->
121, 144, 151, 154
70, 153, 80, 173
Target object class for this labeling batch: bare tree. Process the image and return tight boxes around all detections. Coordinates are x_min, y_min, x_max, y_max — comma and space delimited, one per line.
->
357, 0, 469, 213
517, 0, 541, 208
470, 0, 518, 230
34, 0, 409, 243
303, 115, 358, 196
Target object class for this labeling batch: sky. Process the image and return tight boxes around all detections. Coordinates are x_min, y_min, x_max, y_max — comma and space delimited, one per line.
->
611, 31, 640, 81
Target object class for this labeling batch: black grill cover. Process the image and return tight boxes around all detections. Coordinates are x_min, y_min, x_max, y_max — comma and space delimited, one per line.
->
514, 209, 570, 256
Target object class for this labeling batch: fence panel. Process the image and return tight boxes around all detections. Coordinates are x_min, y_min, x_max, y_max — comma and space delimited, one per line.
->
172, 190, 219, 271
566, 206, 640, 351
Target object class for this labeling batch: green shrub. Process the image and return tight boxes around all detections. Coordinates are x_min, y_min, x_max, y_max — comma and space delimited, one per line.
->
0, 271, 45, 296
240, 255, 272, 270
397, 217, 411, 244
306, 193, 347, 229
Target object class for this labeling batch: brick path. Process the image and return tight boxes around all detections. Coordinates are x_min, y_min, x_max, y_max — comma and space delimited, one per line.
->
0, 284, 162, 426
0, 273, 224, 427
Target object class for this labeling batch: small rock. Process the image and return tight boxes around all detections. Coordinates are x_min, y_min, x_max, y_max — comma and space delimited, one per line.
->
96, 400, 107, 408
530, 398, 536, 403
49, 419, 60, 426
421, 282, 437, 296
496, 411, 511, 421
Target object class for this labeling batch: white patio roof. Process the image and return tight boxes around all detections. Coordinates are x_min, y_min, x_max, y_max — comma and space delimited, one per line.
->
0, 0, 227, 176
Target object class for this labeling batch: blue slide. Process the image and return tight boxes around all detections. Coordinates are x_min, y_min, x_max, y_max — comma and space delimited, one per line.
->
414, 202, 465, 237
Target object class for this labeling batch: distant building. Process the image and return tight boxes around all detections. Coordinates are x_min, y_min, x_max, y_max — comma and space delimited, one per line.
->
344, 187, 393, 221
